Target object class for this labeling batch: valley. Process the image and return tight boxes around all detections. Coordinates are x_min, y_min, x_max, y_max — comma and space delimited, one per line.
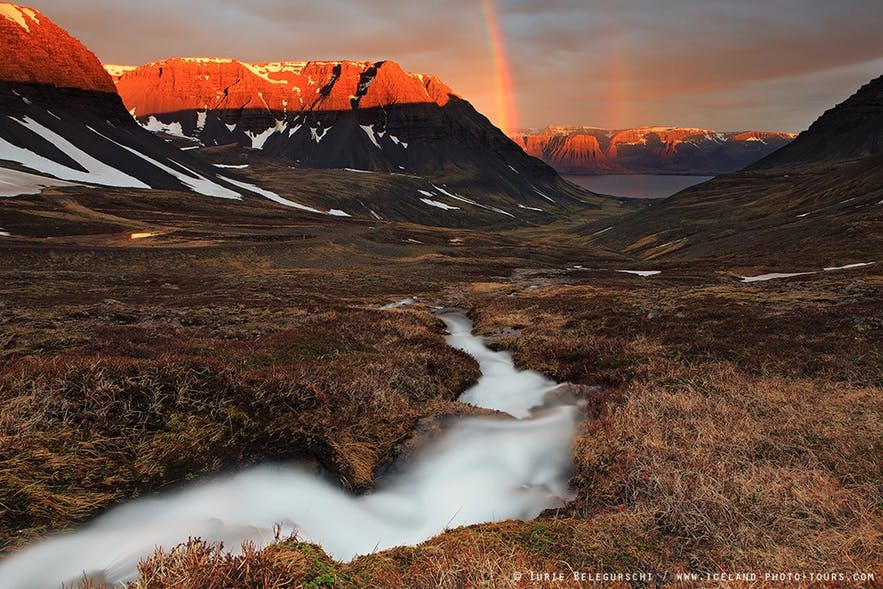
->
0, 2, 881, 587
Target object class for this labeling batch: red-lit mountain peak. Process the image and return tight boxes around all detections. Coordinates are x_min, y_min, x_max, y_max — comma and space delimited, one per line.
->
0, 3, 115, 93
110, 58, 456, 117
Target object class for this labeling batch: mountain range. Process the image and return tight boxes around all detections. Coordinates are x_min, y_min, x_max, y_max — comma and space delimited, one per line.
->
585, 75, 883, 263
1, 1, 879, 263
0, 3, 609, 231
103, 58, 596, 220
0, 4, 310, 209
511, 126, 795, 175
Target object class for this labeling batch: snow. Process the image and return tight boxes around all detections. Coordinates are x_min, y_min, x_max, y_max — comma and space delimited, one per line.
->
256, 92, 271, 112
823, 262, 875, 271
213, 164, 249, 169
242, 62, 291, 85
508, 165, 520, 174
418, 189, 435, 197
360, 125, 381, 148
311, 126, 331, 143
0, 5, 37, 31
196, 111, 208, 131
247, 120, 286, 150
88, 126, 241, 199
142, 117, 188, 138
653, 238, 686, 249
181, 57, 234, 64
225, 123, 237, 132
218, 176, 321, 212
616, 270, 661, 277
249, 62, 308, 77
0, 229, 10, 237
591, 226, 613, 236
103, 65, 135, 79
344, 168, 374, 173
430, 183, 515, 218
247, 128, 273, 150
288, 125, 302, 138
740, 272, 815, 283
369, 209, 383, 220
420, 198, 460, 211
328, 209, 351, 217
533, 189, 555, 203
2, 117, 150, 188
518, 204, 544, 212
0, 167, 77, 197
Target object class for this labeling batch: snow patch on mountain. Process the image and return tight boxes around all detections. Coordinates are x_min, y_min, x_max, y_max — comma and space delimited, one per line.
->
247, 120, 286, 149
419, 197, 460, 211
142, 116, 188, 138
2, 117, 149, 188
104, 65, 136, 79
88, 126, 241, 199
0, 4, 39, 32
361, 125, 381, 149
0, 167, 77, 197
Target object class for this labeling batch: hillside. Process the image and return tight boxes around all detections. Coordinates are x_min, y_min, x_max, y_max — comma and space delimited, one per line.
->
106, 59, 603, 221
583, 76, 883, 264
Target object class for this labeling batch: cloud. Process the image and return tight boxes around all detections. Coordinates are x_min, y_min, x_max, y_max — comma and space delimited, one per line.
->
31, 0, 883, 132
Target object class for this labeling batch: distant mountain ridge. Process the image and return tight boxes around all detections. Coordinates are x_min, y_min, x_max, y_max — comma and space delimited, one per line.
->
511, 126, 795, 175
585, 75, 883, 263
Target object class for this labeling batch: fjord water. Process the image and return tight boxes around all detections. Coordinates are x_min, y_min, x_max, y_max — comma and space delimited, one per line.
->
0, 312, 579, 589
565, 174, 714, 199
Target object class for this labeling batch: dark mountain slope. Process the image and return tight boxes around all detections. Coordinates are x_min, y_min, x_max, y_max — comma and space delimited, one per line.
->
585, 76, 883, 265
109, 59, 601, 217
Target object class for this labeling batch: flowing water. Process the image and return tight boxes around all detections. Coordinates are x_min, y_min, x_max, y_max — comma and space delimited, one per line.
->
0, 312, 581, 588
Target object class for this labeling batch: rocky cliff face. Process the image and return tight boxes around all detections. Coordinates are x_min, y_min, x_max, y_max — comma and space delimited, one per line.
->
109, 59, 453, 116
0, 3, 115, 93
512, 126, 795, 175
108, 58, 587, 209
0, 3, 301, 206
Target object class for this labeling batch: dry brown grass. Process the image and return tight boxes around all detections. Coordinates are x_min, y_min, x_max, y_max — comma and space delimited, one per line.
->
0, 307, 479, 551
1, 223, 879, 586
572, 361, 882, 572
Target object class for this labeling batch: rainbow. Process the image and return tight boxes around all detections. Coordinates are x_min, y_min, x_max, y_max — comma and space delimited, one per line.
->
602, 22, 631, 129
479, 0, 518, 134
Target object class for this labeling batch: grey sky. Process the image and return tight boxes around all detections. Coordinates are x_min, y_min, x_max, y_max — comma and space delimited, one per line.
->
29, 0, 883, 132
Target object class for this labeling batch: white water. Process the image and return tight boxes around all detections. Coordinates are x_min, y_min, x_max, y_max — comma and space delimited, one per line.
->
0, 312, 580, 589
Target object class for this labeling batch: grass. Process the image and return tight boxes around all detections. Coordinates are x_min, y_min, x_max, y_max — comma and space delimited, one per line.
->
0, 208, 879, 586
0, 305, 479, 550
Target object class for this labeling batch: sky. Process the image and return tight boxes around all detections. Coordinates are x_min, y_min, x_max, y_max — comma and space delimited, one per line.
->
31, 0, 883, 133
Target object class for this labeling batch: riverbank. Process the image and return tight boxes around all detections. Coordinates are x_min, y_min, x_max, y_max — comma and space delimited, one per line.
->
0, 222, 879, 587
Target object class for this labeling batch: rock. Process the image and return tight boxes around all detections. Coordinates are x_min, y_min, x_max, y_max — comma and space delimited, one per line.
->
0, 4, 115, 93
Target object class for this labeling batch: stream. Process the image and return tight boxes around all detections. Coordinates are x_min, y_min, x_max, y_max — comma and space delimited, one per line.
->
0, 312, 581, 588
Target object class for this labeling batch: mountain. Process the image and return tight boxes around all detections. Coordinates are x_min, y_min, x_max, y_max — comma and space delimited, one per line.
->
584, 76, 883, 264
511, 126, 795, 175
0, 3, 338, 214
106, 58, 593, 213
